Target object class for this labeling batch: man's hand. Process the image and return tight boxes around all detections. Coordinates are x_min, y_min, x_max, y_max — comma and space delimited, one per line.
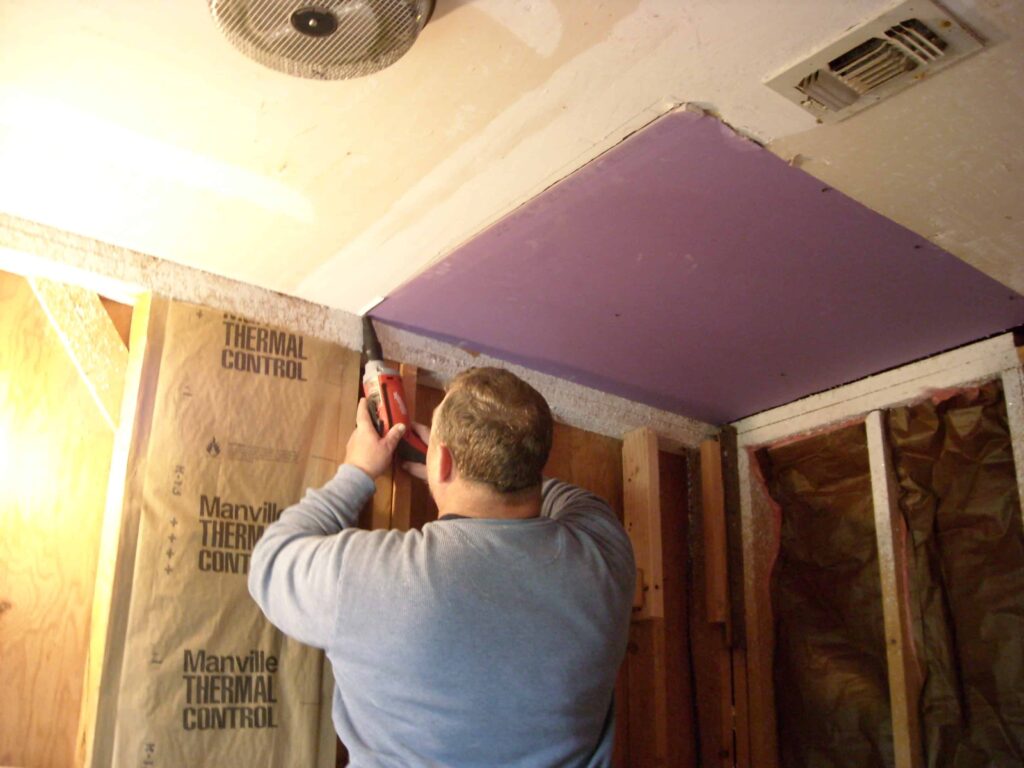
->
344, 398, 407, 480
400, 421, 431, 481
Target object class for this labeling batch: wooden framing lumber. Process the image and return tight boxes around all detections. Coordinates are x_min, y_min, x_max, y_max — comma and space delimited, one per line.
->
77, 294, 166, 768
688, 454, 734, 768
626, 619, 670, 766
728, 337, 1023, 768
699, 438, 729, 626
623, 427, 663, 620
390, 363, 419, 532
732, 648, 751, 768
1002, 365, 1024, 522
623, 445, 694, 767
28, 276, 128, 430
737, 447, 779, 768
324, 352, 363, 768
865, 410, 924, 768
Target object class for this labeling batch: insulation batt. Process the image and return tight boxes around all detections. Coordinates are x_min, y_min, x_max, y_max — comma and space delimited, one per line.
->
108, 299, 358, 767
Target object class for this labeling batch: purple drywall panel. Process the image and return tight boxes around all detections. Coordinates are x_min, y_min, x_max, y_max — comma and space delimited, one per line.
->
373, 110, 1023, 424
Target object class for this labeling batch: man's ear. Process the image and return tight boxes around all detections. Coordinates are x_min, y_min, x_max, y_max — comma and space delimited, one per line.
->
437, 443, 454, 483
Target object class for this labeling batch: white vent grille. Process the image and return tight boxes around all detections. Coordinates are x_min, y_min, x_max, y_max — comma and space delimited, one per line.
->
209, 0, 434, 80
885, 18, 947, 62
829, 38, 918, 94
767, 0, 982, 123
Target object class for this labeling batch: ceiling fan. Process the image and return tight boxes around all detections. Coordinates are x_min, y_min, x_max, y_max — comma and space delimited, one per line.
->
208, 0, 436, 80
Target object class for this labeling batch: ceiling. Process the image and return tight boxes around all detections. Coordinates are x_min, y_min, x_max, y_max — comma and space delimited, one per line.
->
373, 110, 1022, 422
2, 0, 1022, 421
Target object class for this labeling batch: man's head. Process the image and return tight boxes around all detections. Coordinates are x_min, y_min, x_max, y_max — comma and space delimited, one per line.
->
429, 367, 553, 499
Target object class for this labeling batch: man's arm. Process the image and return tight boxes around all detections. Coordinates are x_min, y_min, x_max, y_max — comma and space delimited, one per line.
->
247, 399, 406, 647
540, 479, 636, 582
248, 465, 376, 647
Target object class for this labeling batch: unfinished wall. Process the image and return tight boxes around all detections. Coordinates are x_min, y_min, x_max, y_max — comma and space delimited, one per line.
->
741, 375, 1024, 768
759, 424, 894, 768
85, 298, 359, 767
888, 383, 1024, 766
0, 270, 126, 767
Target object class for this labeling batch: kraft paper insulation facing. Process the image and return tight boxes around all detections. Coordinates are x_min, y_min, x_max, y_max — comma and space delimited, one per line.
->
757, 381, 1024, 768
758, 423, 894, 768
110, 300, 359, 766
888, 382, 1024, 767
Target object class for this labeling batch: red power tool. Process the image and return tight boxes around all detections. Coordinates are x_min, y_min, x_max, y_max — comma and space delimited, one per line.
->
361, 317, 428, 464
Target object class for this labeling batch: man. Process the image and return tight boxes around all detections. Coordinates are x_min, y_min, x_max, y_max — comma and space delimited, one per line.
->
249, 367, 636, 766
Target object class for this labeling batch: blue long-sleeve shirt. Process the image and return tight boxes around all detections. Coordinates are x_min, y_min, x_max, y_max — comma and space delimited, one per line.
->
249, 465, 635, 767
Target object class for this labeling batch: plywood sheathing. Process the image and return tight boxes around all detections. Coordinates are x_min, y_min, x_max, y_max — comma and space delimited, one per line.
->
0, 272, 125, 768
0, 213, 714, 451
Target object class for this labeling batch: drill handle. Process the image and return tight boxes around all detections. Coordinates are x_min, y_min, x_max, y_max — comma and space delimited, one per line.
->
362, 365, 427, 464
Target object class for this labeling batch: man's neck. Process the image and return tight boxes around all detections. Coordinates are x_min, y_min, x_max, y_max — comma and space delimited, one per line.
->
438, 480, 541, 520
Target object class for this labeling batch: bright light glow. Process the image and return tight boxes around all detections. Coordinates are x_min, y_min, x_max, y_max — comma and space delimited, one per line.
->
0, 247, 144, 305
0, 411, 10, 483
0, 88, 314, 225
0, 380, 48, 510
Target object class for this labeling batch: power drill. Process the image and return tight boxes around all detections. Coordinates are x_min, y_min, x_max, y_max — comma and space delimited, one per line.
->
361, 317, 428, 464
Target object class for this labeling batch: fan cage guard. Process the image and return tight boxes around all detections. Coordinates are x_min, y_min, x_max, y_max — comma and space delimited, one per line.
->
210, 0, 434, 80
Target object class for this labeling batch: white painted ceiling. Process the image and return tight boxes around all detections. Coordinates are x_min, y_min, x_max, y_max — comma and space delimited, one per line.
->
1, 0, 1021, 315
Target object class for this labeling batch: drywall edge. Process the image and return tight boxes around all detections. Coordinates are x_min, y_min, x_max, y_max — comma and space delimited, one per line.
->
731, 333, 1019, 448
0, 213, 714, 451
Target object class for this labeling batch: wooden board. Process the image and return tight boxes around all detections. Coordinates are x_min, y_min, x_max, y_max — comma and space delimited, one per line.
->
865, 411, 924, 768
99, 296, 132, 349
737, 447, 780, 768
390, 363, 419, 532
624, 446, 696, 768
720, 426, 747, 648
0, 271, 126, 768
623, 428, 663, 621
29, 277, 128, 430
626, 619, 669, 766
329, 359, 362, 768
688, 450, 735, 768
542, 420, 629, 767
78, 294, 166, 768
409, 384, 445, 529
732, 648, 751, 768
700, 439, 729, 626
659, 451, 696, 768
1002, 365, 1024, 524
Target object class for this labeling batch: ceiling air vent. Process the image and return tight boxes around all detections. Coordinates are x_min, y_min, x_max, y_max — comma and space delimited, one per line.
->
767, 0, 982, 123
